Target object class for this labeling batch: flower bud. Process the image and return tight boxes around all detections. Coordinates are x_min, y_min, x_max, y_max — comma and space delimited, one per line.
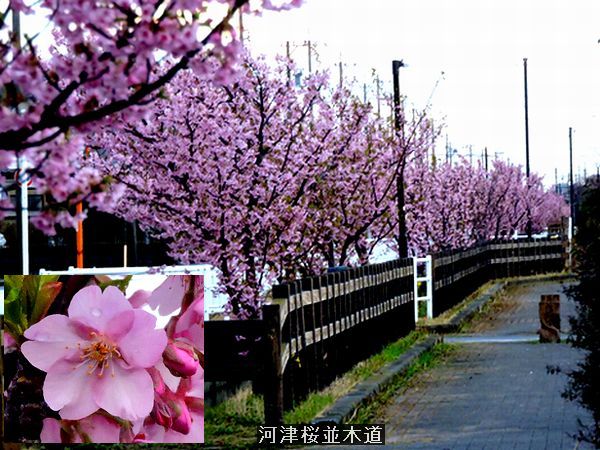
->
151, 394, 173, 430
163, 340, 199, 377
151, 392, 192, 435
169, 397, 192, 435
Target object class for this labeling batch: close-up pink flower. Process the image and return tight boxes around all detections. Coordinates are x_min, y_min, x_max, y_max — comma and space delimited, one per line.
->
40, 413, 122, 443
21, 285, 168, 422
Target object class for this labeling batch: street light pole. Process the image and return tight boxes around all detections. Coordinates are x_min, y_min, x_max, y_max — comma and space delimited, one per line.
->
12, 7, 29, 274
523, 58, 532, 238
569, 127, 574, 225
392, 60, 405, 131
392, 59, 408, 258
568, 127, 574, 269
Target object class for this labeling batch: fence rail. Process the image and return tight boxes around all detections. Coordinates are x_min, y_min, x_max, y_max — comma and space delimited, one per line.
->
205, 238, 567, 424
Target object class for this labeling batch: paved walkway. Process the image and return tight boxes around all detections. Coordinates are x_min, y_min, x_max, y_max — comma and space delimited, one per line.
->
381, 281, 593, 449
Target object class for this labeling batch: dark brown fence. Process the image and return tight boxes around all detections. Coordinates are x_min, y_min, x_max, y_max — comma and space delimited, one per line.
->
205, 238, 567, 424
431, 238, 566, 316
205, 257, 415, 424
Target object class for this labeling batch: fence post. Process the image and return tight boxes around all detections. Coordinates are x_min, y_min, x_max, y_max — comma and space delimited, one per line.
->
262, 303, 284, 425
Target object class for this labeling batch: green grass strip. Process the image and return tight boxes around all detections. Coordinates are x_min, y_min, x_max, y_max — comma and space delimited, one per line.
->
352, 343, 456, 424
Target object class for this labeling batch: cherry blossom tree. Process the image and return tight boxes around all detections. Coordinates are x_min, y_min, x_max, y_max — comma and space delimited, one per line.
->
90, 56, 338, 318
0, 0, 301, 227
86, 53, 565, 318
404, 157, 569, 255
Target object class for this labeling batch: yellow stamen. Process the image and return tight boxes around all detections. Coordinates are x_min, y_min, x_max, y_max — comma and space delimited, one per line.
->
75, 336, 121, 376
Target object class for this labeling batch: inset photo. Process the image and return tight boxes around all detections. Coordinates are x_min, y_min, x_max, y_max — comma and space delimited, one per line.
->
3, 274, 204, 444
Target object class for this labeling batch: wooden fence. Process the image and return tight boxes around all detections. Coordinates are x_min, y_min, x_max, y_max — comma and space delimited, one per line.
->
205, 257, 415, 424
205, 238, 567, 424
432, 238, 566, 316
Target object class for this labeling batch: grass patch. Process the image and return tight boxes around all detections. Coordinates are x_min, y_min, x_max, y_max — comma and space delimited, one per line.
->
352, 343, 456, 424
205, 330, 426, 447
417, 280, 499, 327
458, 283, 523, 333
205, 386, 265, 449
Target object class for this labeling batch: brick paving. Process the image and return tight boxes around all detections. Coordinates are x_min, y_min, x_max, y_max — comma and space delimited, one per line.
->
379, 281, 594, 449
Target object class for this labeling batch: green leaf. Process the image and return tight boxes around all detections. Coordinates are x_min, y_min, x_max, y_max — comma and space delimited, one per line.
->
95, 275, 133, 294
4, 275, 24, 303
4, 295, 26, 340
30, 281, 62, 325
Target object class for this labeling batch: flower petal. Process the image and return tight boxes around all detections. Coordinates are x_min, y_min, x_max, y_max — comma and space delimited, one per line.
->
43, 359, 99, 420
146, 276, 189, 315
128, 289, 152, 308
22, 315, 84, 371
68, 285, 132, 331
118, 310, 167, 368
40, 418, 62, 443
104, 309, 135, 342
21, 341, 80, 372
79, 414, 122, 443
93, 363, 154, 421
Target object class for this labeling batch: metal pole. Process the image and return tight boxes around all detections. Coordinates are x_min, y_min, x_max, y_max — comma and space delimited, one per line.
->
76, 202, 84, 268
19, 158, 29, 274
485, 147, 489, 171
285, 41, 291, 83
392, 59, 408, 258
338, 61, 343, 88
523, 58, 532, 237
376, 75, 381, 118
12, 8, 28, 274
238, 9, 244, 46
307, 40, 312, 73
392, 60, 403, 132
569, 127, 574, 226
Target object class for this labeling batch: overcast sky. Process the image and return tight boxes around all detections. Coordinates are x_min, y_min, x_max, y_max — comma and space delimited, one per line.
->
244, 0, 600, 186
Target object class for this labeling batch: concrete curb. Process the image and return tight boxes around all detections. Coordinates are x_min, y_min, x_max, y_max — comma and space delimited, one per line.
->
312, 335, 440, 425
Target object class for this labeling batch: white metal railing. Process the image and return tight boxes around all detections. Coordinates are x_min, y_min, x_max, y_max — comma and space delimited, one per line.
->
413, 255, 433, 322
39, 264, 227, 317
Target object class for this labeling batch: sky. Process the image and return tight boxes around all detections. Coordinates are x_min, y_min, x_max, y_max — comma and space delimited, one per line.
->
3, 0, 598, 186
243, 0, 600, 187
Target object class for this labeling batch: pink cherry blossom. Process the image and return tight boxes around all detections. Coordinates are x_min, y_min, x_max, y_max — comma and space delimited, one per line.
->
146, 276, 199, 316
163, 340, 200, 377
21, 285, 167, 421
144, 368, 203, 443
3, 332, 17, 353
40, 413, 121, 443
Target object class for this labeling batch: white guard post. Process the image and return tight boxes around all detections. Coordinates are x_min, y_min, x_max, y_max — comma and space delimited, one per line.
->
568, 216, 573, 270
413, 255, 433, 322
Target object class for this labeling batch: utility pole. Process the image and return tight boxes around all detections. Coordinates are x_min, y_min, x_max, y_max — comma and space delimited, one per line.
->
523, 58, 532, 237
375, 75, 381, 118
392, 60, 405, 131
338, 61, 343, 88
392, 59, 408, 257
555, 168, 559, 193
238, 9, 244, 46
569, 127, 574, 224
363, 83, 367, 103
569, 127, 574, 268
484, 147, 489, 171
306, 40, 312, 73
12, 7, 28, 274
285, 41, 291, 83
